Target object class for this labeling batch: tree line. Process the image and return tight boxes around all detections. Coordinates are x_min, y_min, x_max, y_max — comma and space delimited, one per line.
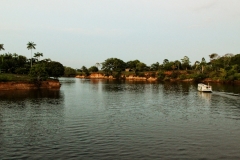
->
0, 43, 64, 81
75, 54, 240, 81
1, 43, 240, 81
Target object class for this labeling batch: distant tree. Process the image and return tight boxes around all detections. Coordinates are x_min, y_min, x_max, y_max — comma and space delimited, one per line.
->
200, 57, 207, 73
164, 61, 175, 71
136, 62, 147, 72
81, 66, 90, 76
230, 54, 240, 70
101, 58, 126, 75
0, 44, 5, 64
12, 53, 18, 59
0, 44, 4, 52
193, 61, 200, 70
42, 58, 51, 62
181, 56, 191, 70
88, 66, 99, 72
174, 60, 181, 70
45, 61, 64, 78
126, 60, 140, 73
27, 42, 36, 67
64, 67, 76, 77
223, 53, 234, 69
34, 52, 43, 61
209, 53, 219, 62
150, 62, 160, 71
163, 59, 169, 66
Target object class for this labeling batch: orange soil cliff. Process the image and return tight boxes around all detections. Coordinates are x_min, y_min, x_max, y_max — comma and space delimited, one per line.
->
0, 80, 61, 90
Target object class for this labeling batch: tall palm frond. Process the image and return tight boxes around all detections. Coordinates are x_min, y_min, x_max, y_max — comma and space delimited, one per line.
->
27, 42, 36, 67
0, 44, 5, 51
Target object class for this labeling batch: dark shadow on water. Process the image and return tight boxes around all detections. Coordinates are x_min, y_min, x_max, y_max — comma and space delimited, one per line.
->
0, 89, 63, 101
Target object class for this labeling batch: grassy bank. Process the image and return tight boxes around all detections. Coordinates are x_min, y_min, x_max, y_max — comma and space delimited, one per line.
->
0, 73, 31, 82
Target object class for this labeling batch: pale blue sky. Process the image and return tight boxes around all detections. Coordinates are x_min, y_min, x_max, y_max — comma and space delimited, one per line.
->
1, 0, 240, 68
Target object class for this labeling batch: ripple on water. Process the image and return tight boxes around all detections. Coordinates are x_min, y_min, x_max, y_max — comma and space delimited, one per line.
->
1, 79, 240, 159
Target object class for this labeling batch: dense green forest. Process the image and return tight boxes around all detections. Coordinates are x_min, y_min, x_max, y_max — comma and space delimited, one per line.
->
1, 43, 240, 82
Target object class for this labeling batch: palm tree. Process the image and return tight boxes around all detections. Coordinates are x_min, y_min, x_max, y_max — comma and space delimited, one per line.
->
27, 42, 36, 67
34, 52, 43, 61
13, 53, 18, 59
209, 53, 219, 62
0, 44, 4, 52
0, 44, 5, 65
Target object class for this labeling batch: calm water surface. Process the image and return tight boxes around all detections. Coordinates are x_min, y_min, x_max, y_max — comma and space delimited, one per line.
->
1, 78, 240, 159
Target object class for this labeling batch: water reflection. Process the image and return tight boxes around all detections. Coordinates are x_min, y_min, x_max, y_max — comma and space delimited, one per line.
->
0, 89, 65, 159
1, 78, 240, 159
0, 89, 63, 102
210, 83, 240, 94
198, 92, 212, 101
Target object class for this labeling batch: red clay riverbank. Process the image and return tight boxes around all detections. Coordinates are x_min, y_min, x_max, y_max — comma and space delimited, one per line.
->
0, 80, 61, 90
76, 73, 240, 84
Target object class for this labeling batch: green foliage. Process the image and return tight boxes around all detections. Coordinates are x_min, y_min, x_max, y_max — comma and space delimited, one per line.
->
189, 73, 207, 81
0, 44, 5, 51
148, 72, 156, 78
15, 68, 28, 74
136, 62, 148, 72
170, 71, 179, 79
157, 71, 165, 80
112, 71, 121, 78
0, 74, 30, 82
88, 66, 98, 72
81, 66, 90, 76
101, 58, 126, 75
45, 61, 64, 78
28, 64, 48, 81
219, 68, 227, 80
234, 73, 240, 80
0, 53, 28, 74
126, 60, 140, 70
150, 62, 160, 71
163, 61, 175, 71
64, 67, 76, 77
136, 72, 145, 77
179, 74, 187, 80
0, 75, 11, 82
209, 71, 218, 79
181, 56, 191, 70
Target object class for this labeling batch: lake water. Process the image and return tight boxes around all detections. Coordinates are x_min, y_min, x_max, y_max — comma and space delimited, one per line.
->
1, 78, 240, 159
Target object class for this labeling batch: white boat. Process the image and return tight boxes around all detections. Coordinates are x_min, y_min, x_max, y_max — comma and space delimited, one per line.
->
198, 83, 212, 92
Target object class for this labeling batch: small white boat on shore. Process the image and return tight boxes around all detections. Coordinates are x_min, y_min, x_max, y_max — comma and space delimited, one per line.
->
198, 83, 212, 92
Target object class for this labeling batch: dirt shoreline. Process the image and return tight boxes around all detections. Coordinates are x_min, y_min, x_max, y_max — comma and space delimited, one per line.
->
76, 74, 240, 84
0, 80, 61, 90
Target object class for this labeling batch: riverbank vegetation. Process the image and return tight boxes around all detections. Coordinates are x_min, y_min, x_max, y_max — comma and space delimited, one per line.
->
1, 43, 240, 83
75, 53, 240, 83
0, 43, 64, 82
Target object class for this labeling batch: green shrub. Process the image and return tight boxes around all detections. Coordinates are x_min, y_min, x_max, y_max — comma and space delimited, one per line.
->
189, 73, 207, 81
29, 64, 48, 81
137, 72, 145, 77
157, 71, 165, 80
0, 75, 10, 82
15, 68, 27, 74
112, 72, 121, 78
171, 71, 179, 79
234, 73, 240, 80
179, 74, 187, 80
